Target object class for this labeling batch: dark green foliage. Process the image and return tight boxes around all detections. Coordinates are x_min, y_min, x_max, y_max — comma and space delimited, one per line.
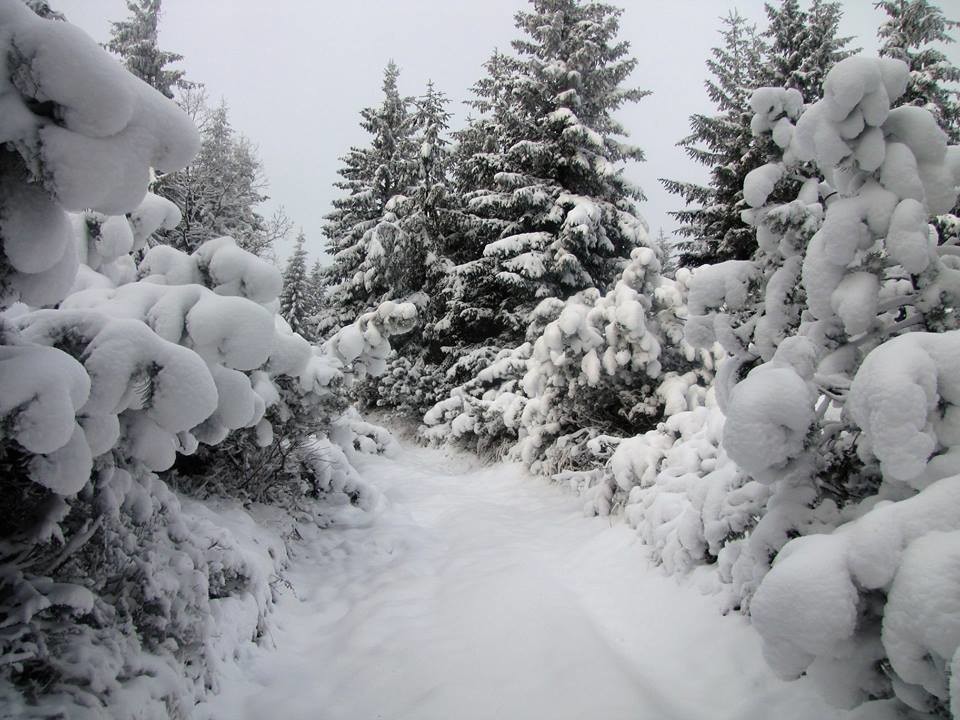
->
439, 0, 650, 351
663, 0, 853, 266
877, 0, 960, 142
105, 0, 189, 98
317, 62, 420, 335
661, 12, 765, 265
280, 231, 313, 339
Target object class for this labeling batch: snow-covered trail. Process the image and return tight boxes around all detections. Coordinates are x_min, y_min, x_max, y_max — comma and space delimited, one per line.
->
203, 442, 840, 720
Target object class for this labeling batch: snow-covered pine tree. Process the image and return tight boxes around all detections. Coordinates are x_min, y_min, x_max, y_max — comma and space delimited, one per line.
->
661, 12, 765, 266
360, 81, 460, 419
877, 0, 960, 142
442, 0, 649, 347
306, 257, 327, 330
280, 231, 312, 339
431, 50, 516, 354
390, 80, 453, 320
654, 227, 679, 278
154, 94, 281, 257
317, 61, 418, 336
762, 0, 854, 102
104, 0, 189, 99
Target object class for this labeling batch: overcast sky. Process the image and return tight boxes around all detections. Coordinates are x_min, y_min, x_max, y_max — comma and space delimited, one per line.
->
53, 0, 960, 265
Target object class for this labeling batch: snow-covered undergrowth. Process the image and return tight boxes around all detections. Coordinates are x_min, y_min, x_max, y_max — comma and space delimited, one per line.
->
424, 53, 960, 718
422, 244, 705, 469
0, 5, 414, 716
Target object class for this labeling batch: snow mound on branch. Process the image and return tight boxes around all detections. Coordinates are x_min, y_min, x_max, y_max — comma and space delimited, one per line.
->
0, 0, 199, 214
324, 301, 417, 378
63, 281, 277, 371
848, 331, 960, 487
0, 344, 92, 494
752, 475, 960, 709
129, 192, 182, 250
194, 237, 282, 304
0, 168, 79, 307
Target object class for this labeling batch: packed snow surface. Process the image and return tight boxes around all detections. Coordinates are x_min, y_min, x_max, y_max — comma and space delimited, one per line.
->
203, 440, 839, 720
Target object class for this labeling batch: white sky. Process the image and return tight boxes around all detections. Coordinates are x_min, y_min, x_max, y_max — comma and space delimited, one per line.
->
53, 0, 960, 265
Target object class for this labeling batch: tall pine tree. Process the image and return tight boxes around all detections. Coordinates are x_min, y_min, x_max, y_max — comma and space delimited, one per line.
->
440, 0, 650, 348
317, 61, 418, 335
155, 95, 280, 256
661, 12, 765, 265
105, 0, 189, 98
280, 231, 312, 339
762, 0, 854, 102
664, 1, 853, 266
877, 0, 960, 142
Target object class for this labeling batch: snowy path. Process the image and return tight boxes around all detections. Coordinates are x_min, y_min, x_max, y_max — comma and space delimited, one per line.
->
203, 442, 840, 720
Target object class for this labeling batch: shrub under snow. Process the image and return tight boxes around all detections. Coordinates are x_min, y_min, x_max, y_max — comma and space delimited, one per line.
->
671, 54, 960, 716
0, 6, 415, 716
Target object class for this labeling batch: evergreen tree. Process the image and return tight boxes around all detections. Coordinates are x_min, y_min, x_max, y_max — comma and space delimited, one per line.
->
317, 61, 419, 335
398, 82, 455, 341
440, 0, 650, 349
155, 92, 283, 257
762, 0, 854, 102
105, 0, 189, 98
661, 12, 765, 266
877, 0, 960, 142
360, 81, 461, 418
307, 258, 327, 328
280, 231, 312, 339
662, 2, 852, 267
654, 227, 679, 279
435, 50, 518, 349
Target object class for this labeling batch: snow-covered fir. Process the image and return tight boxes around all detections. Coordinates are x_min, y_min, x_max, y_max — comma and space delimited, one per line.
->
4, 1, 960, 719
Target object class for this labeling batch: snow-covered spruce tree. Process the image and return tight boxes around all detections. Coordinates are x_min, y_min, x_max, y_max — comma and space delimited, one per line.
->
362, 81, 462, 419
316, 61, 419, 336
877, 0, 960, 142
0, 4, 213, 713
421, 0, 654, 441
105, 0, 189, 99
438, 0, 649, 350
683, 56, 960, 715
155, 94, 281, 257
762, 0, 854, 102
654, 227, 679, 278
661, 12, 765, 266
511, 245, 695, 475
662, 1, 852, 269
280, 230, 313, 339
141, 238, 416, 504
427, 51, 516, 368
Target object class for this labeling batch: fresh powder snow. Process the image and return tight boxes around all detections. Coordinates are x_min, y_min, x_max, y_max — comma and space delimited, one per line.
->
201, 441, 840, 720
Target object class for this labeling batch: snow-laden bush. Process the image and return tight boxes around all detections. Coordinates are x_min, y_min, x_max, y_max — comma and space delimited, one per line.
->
0, 6, 414, 715
512, 245, 696, 474
420, 342, 532, 459
679, 55, 960, 715
422, 234, 708, 485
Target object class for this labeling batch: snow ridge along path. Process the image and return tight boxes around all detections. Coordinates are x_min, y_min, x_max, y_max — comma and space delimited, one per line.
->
202, 441, 840, 720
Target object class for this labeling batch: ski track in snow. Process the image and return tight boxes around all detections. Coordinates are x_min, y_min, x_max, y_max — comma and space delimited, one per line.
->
201, 442, 841, 720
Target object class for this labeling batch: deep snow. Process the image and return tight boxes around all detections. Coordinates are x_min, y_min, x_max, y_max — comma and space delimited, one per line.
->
201, 441, 841, 720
